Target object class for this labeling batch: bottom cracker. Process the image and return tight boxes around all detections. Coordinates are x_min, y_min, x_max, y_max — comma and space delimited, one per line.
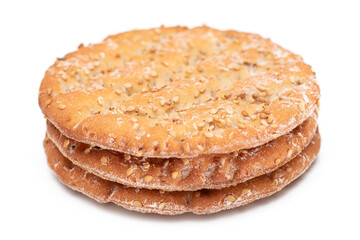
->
44, 132, 320, 215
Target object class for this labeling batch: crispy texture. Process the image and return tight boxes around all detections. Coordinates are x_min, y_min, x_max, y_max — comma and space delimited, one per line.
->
46, 111, 317, 191
39, 26, 320, 158
44, 131, 320, 215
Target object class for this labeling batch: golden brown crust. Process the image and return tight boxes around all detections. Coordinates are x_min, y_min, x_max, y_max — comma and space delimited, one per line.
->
39, 26, 320, 158
46, 111, 317, 191
44, 131, 320, 215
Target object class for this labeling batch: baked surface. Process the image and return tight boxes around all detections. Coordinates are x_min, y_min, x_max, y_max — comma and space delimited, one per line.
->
39, 26, 320, 158
46, 111, 317, 191
44, 131, 320, 215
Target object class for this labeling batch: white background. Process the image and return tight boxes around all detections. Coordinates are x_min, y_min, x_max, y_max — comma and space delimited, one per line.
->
1, 0, 359, 239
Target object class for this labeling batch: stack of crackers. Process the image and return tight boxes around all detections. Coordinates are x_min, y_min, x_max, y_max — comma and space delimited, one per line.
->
39, 26, 321, 215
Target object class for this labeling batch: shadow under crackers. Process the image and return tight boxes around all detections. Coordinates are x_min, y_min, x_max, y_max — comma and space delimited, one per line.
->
51, 153, 320, 222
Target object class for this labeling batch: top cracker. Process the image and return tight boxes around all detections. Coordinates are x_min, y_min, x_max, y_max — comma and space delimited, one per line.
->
39, 26, 320, 158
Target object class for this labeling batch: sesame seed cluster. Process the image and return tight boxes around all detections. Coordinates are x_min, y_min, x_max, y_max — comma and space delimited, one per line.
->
39, 26, 321, 214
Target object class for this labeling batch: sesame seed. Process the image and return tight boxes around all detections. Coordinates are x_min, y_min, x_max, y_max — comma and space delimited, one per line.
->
63, 140, 70, 148
124, 83, 132, 89
286, 167, 292, 173
84, 148, 91, 154
222, 92, 232, 99
237, 123, 246, 129
204, 131, 214, 138
152, 106, 159, 112
143, 162, 150, 169
275, 158, 281, 164
259, 92, 267, 97
299, 102, 305, 112
133, 201, 142, 207
182, 158, 189, 165
205, 117, 213, 123
169, 130, 176, 137
63, 166, 70, 171
257, 86, 267, 92
45, 99, 52, 106
242, 110, 249, 117
47, 88, 53, 95
259, 113, 268, 119
225, 107, 234, 115
135, 151, 143, 157
161, 61, 169, 67
197, 122, 205, 130
194, 90, 200, 98
260, 119, 269, 126
239, 92, 246, 99
150, 70, 158, 77
159, 202, 166, 210
233, 151, 239, 157
227, 195, 236, 202
100, 156, 108, 164
172, 96, 180, 103
220, 119, 226, 126
124, 154, 131, 160
210, 109, 218, 114
97, 98, 104, 105
267, 114, 274, 123
226, 174, 234, 180
270, 123, 278, 128
73, 160, 79, 166
144, 175, 153, 182
183, 143, 190, 153
126, 168, 134, 176
287, 149, 293, 159
242, 188, 251, 194
126, 106, 135, 112
61, 72, 68, 80
197, 144, 205, 151
160, 99, 166, 106
138, 107, 147, 115
58, 104, 66, 110
115, 89, 122, 95
171, 171, 179, 179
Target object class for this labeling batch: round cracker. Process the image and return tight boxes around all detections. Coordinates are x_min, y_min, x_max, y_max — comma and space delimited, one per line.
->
46, 111, 318, 191
44, 131, 320, 215
39, 26, 320, 158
